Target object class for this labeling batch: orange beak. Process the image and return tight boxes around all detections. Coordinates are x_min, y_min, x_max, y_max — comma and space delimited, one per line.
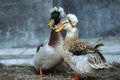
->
55, 25, 64, 32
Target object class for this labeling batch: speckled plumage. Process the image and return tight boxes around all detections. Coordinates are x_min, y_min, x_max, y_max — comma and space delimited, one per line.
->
57, 14, 112, 77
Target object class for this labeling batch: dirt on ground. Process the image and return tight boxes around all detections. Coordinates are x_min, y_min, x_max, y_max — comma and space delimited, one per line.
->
0, 63, 120, 80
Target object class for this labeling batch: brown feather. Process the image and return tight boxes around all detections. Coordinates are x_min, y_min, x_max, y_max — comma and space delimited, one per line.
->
48, 29, 63, 47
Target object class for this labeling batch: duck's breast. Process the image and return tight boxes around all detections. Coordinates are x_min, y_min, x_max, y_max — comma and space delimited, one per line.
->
34, 44, 63, 69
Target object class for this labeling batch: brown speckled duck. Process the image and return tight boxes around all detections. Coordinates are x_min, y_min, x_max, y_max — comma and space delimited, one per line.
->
33, 7, 66, 77
55, 14, 112, 80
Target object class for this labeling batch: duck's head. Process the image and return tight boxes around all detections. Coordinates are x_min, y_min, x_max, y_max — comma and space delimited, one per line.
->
48, 7, 66, 28
55, 14, 78, 32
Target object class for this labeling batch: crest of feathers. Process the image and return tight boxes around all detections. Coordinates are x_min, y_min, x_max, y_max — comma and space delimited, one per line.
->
50, 6, 66, 18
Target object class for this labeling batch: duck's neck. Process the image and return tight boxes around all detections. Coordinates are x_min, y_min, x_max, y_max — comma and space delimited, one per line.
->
65, 27, 79, 40
63, 27, 79, 50
48, 29, 63, 47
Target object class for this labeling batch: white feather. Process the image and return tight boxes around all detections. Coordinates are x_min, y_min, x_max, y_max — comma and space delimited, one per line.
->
67, 14, 78, 26
58, 6, 66, 18
72, 55, 92, 74
50, 6, 58, 13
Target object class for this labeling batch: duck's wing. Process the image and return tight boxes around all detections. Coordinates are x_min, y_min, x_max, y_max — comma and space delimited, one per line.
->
69, 41, 112, 69
68, 40, 95, 55
36, 43, 44, 52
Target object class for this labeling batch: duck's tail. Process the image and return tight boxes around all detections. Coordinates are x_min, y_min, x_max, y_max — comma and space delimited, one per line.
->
88, 51, 112, 69
94, 43, 104, 49
89, 43, 112, 69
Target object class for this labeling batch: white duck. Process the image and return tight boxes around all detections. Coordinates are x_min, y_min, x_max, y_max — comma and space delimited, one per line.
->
55, 14, 112, 80
34, 7, 66, 77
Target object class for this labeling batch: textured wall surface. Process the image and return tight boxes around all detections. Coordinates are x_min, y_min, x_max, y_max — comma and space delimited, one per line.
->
0, 0, 52, 48
58, 0, 120, 38
0, 0, 120, 48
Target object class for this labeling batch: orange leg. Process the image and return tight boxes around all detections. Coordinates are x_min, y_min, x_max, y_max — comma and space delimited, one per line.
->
70, 73, 79, 80
39, 67, 45, 77
52, 69, 57, 75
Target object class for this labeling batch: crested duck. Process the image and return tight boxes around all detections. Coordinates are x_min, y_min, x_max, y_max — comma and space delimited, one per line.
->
34, 7, 66, 77
55, 14, 112, 80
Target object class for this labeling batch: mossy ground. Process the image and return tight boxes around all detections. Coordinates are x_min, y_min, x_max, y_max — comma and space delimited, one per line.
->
0, 63, 120, 80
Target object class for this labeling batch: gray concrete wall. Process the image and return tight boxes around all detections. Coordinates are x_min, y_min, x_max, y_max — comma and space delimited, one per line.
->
0, 0, 52, 48
0, 0, 120, 48
58, 0, 120, 38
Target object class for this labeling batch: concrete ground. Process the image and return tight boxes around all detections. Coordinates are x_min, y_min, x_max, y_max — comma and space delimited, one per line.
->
0, 36, 120, 65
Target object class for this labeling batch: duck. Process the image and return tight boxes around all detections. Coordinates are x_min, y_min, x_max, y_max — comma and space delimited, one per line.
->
54, 14, 112, 80
33, 7, 66, 77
